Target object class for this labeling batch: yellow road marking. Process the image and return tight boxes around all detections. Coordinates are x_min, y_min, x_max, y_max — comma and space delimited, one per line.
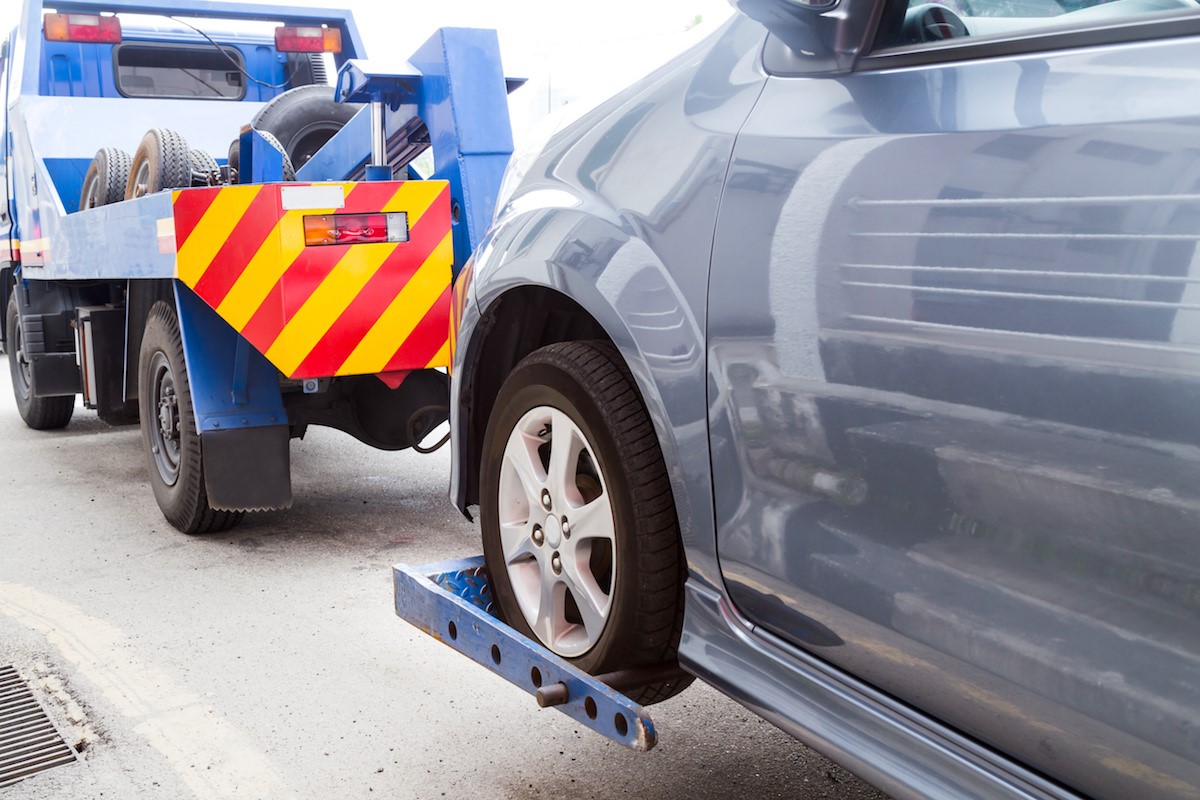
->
0, 583, 298, 800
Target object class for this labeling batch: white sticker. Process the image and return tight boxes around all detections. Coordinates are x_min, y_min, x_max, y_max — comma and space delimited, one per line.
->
156, 217, 176, 254
281, 185, 346, 211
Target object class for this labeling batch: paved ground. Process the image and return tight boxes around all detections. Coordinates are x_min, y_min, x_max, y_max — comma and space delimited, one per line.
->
0, 352, 890, 800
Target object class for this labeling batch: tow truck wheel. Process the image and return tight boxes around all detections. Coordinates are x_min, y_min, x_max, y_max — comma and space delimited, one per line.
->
138, 301, 243, 535
5, 294, 74, 430
480, 341, 691, 705
125, 129, 192, 200
80, 147, 131, 210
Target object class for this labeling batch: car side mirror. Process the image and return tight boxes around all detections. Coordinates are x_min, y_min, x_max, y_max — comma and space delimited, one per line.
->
732, 0, 873, 73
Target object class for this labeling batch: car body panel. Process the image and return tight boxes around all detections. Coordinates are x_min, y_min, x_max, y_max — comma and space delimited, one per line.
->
708, 27, 1200, 800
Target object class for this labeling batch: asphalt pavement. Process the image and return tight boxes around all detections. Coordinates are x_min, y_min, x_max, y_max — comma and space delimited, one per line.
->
0, 351, 890, 800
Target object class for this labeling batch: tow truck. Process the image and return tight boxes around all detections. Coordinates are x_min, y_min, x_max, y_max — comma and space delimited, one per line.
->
1, 0, 516, 532
3, 0, 687, 753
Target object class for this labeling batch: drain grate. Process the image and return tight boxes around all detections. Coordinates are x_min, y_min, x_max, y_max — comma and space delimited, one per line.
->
0, 665, 77, 787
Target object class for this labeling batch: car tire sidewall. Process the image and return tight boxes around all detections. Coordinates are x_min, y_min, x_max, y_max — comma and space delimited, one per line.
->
481, 360, 643, 675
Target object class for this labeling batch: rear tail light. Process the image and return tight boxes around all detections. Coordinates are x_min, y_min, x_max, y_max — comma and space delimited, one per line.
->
303, 213, 408, 247
43, 13, 122, 43
275, 26, 342, 54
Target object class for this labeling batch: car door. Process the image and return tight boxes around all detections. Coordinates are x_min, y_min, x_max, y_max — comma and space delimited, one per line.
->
707, 4, 1200, 799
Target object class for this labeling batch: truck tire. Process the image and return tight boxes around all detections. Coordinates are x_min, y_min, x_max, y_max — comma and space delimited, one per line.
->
5, 294, 74, 430
125, 129, 192, 200
138, 301, 242, 534
226, 130, 296, 183
480, 341, 691, 705
188, 148, 220, 187
80, 147, 132, 210
250, 85, 359, 168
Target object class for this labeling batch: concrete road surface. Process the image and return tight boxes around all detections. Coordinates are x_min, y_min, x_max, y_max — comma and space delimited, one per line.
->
0, 351, 889, 800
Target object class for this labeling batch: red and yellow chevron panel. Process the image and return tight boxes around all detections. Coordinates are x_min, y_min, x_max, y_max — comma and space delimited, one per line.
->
172, 181, 452, 381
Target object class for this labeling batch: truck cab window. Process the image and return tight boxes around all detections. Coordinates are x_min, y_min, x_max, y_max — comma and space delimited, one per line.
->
115, 44, 245, 100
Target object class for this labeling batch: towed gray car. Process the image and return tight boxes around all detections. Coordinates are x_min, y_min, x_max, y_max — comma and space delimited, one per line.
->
448, 0, 1200, 797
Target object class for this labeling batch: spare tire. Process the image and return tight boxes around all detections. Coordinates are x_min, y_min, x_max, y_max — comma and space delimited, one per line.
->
80, 147, 132, 210
251, 85, 360, 168
126, 129, 192, 200
188, 148, 220, 187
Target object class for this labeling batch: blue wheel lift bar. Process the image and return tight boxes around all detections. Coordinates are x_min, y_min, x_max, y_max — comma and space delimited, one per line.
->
394, 557, 689, 751
299, 28, 524, 275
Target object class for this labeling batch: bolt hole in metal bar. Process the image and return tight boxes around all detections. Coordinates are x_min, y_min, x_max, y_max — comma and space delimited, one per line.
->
0, 666, 76, 787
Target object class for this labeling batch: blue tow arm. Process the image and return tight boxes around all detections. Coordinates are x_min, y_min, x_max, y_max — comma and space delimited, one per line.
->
296, 28, 524, 277
393, 557, 688, 751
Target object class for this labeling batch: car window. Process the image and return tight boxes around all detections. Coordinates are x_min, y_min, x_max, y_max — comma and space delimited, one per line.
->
874, 0, 1199, 50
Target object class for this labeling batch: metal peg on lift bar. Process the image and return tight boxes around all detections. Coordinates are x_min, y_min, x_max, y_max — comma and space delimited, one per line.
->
535, 664, 689, 708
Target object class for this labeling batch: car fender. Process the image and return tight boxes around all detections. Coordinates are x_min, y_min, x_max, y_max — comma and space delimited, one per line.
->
458, 195, 722, 591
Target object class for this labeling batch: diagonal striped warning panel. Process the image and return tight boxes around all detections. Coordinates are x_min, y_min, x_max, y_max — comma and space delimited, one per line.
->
172, 180, 454, 381
0, 665, 77, 787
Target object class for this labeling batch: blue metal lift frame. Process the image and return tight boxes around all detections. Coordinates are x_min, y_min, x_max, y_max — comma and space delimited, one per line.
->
394, 557, 663, 751
297, 28, 520, 275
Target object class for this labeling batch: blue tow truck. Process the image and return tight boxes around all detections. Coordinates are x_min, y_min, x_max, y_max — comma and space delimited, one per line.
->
1, 0, 692, 757
1, 0, 517, 532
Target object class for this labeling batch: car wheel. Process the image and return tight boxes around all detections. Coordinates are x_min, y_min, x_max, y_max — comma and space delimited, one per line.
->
481, 341, 691, 705
125, 129, 192, 200
5, 294, 74, 430
80, 147, 132, 209
138, 301, 243, 534
250, 85, 359, 168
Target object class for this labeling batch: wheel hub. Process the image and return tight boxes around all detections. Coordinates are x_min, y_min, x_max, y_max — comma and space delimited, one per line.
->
542, 514, 563, 550
158, 388, 179, 441
147, 352, 182, 487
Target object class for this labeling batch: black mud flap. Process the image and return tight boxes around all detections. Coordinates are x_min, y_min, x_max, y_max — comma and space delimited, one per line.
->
30, 353, 82, 397
201, 424, 292, 511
